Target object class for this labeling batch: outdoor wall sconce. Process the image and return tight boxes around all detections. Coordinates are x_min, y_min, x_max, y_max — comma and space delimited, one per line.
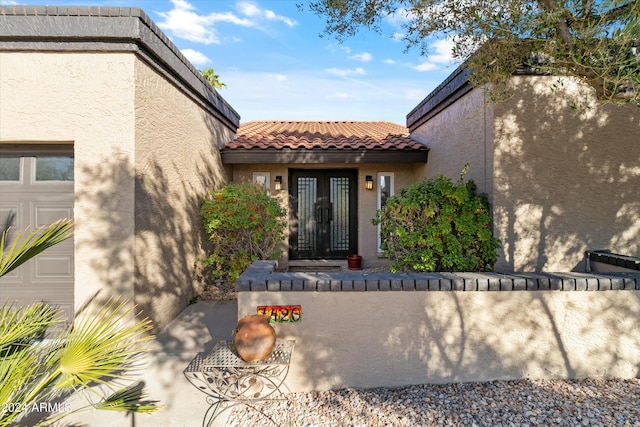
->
274, 176, 282, 191
365, 175, 374, 190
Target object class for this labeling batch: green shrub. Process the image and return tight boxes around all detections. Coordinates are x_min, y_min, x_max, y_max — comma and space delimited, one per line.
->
201, 182, 286, 284
373, 172, 501, 272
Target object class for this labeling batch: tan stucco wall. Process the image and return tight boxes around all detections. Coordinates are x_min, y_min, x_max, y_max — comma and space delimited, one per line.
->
133, 59, 232, 329
0, 51, 137, 308
411, 88, 494, 198
0, 51, 234, 331
492, 76, 640, 271
239, 289, 640, 391
411, 76, 639, 272
230, 163, 420, 267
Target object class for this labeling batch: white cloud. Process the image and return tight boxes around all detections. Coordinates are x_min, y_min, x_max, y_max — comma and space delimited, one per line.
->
156, 0, 253, 44
218, 68, 451, 123
413, 62, 439, 72
237, 2, 260, 16
429, 38, 455, 64
349, 52, 373, 62
411, 38, 456, 72
270, 74, 288, 81
383, 59, 396, 65
236, 1, 297, 27
326, 43, 351, 54
325, 67, 366, 77
385, 7, 413, 26
156, 0, 296, 45
392, 32, 405, 42
181, 48, 210, 66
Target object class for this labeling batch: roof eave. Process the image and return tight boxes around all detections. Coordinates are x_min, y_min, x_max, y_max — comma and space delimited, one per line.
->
406, 65, 472, 132
220, 148, 429, 164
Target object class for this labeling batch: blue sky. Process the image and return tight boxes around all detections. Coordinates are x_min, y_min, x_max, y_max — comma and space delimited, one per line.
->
6, 0, 460, 124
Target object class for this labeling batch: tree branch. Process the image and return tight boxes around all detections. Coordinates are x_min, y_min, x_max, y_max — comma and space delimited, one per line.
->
539, 0, 574, 47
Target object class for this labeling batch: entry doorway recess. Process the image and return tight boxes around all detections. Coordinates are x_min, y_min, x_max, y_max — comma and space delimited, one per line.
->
289, 169, 357, 259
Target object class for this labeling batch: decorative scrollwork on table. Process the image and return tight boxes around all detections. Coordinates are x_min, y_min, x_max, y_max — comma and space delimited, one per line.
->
184, 339, 295, 426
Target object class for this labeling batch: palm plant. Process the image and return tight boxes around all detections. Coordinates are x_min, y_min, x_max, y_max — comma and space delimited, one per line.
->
0, 219, 159, 426
0, 218, 73, 277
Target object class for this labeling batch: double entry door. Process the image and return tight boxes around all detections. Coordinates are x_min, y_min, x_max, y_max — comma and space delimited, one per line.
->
289, 169, 357, 259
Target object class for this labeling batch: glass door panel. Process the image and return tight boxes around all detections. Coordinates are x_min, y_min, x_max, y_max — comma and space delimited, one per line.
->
290, 170, 357, 259
296, 177, 317, 253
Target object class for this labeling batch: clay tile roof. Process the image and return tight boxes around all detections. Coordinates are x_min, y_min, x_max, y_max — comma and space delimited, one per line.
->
225, 121, 425, 151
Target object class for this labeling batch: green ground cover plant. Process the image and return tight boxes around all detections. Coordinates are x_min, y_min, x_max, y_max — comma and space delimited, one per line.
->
201, 182, 286, 284
374, 169, 501, 272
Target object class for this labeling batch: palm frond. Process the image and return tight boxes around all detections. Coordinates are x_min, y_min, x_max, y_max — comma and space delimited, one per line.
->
0, 349, 40, 427
0, 219, 73, 277
0, 302, 63, 357
0, 302, 65, 426
94, 381, 160, 413
15, 299, 158, 421
55, 299, 154, 390
0, 220, 160, 423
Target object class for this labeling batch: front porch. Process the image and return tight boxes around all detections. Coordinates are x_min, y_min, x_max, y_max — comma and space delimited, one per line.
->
221, 121, 429, 268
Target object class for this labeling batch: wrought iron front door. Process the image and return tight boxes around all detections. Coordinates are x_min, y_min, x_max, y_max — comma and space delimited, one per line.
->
290, 170, 357, 259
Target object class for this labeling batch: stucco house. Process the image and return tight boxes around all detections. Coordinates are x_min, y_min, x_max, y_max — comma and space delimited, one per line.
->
0, 6, 239, 330
407, 66, 639, 272
221, 68, 639, 273
1, 5, 638, 334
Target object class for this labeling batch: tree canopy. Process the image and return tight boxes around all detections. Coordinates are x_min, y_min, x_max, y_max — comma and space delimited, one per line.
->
307, 0, 639, 104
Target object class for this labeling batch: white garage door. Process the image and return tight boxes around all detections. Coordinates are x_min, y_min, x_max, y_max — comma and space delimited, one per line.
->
0, 145, 74, 322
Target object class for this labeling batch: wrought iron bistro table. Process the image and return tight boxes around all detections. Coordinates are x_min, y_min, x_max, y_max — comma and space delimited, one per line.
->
184, 339, 295, 427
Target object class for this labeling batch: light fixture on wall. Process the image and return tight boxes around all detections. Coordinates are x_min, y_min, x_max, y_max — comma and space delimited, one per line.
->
274, 176, 282, 191
365, 175, 374, 190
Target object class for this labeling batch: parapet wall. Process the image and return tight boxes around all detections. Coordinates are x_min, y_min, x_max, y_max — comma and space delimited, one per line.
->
237, 261, 640, 392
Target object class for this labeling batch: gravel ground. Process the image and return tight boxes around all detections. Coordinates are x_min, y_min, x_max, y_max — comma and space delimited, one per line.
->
226, 378, 640, 426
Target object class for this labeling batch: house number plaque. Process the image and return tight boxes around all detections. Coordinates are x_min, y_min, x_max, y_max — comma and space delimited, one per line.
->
257, 305, 301, 323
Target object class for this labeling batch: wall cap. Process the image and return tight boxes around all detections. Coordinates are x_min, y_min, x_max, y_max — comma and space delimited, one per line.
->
236, 261, 640, 292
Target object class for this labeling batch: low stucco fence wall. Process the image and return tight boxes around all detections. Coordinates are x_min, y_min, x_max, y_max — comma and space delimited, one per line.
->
236, 261, 640, 392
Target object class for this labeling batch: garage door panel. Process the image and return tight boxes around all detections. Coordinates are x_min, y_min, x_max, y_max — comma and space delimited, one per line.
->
35, 256, 73, 279
31, 199, 74, 253
1, 202, 25, 231
0, 203, 25, 281
0, 285, 73, 325
1, 204, 21, 223
0, 267, 22, 281
0, 281, 69, 297
0, 150, 74, 320
34, 204, 73, 225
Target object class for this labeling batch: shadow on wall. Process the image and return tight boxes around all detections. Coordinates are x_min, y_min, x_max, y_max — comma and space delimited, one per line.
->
493, 77, 640, 271
391, 290, 640, 381
77, 140, 227, 332
420, 292, 637, 380
260, 288, 640, 397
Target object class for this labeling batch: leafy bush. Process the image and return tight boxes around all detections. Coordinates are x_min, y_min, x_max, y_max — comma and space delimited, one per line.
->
201, 183, 287, 284
373, 172, 501, 272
